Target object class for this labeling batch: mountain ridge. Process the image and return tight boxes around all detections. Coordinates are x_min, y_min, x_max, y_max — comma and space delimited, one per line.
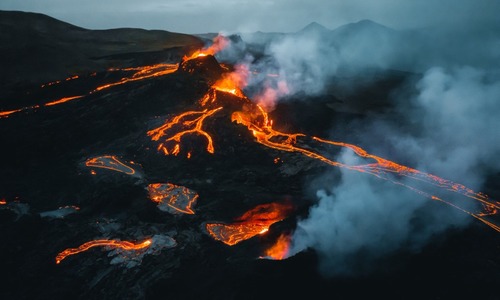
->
0, 10, 204, 92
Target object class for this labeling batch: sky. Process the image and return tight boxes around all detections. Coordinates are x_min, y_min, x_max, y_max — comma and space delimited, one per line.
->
1, 0, 500, 34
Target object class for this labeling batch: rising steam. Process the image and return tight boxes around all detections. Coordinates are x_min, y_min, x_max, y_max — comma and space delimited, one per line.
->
217, 20, 500, 275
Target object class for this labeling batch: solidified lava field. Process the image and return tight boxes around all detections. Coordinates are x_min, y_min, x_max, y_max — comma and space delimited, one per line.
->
1, 11, 499, 300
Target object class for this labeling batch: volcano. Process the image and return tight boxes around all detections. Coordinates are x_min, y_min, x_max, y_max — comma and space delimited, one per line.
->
0, 11, 499, 300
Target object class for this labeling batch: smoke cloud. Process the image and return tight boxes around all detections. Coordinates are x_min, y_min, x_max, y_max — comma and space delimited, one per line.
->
213, 17, 500, 276
290, 150, 470, 276
212, 20, 500, 276
221, 19, 500, 103
285, 54, 500, 276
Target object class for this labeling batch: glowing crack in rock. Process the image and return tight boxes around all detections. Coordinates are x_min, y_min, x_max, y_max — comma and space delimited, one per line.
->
85, 155, 138, 176
147, 183, 199, 214
55, 238, 153, 264
205, 202, 294, 246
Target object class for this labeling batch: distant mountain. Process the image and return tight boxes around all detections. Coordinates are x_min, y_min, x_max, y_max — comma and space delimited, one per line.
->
331, 19, 395, 37
298, 21, 331, 34
239, 19, 397, 49
0, 10, 203, 90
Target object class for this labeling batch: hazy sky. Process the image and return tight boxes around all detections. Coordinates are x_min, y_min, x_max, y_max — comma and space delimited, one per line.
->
1, 0, 499, 34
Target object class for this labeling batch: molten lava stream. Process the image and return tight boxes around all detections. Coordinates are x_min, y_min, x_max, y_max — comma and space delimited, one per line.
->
206, 202, 293, 246
147, 107, 222, 156
0, 63, 179, 118
230, 105, 500, 233
45, 95, 84, 106
145, 35, 499, 234
56, 238, 152, 264
0, 108, 23, 118
93, 63, 178, 92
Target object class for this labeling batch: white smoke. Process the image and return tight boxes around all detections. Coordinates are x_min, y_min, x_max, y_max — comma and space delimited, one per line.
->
287, 66, 500, 276
267, 32, 340, 96
222, 19, 500, 103
214, 22, 500, 275
289, 150, 470, 276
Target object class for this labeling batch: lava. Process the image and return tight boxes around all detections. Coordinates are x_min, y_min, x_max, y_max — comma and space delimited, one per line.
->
85, 155, 136, 175
147, 183, 199, 214
56, 238, 152, 264
261, 233, 291, 260
147, 107, 222, 156
44, 95, 84, 106
206, 202, 293, 246
3, 34, 494, 266
211, 64, 249, 97
183, 34, 229, 61
0, 63, 178, 118
149, 39, 499, 238
93, 63, 178, 92
0, 108, 23, 118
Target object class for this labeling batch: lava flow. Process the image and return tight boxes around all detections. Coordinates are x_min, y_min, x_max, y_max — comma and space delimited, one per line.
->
147, 107, 222, 156
56, 238, 152, 264
85, 155, 137, 175
206, 202, 294, 246
148, 35, 499, 240
0, 63, 178, 118
93, 63, 178, 92
45, 95, 84, 106
147, 183, 199, 214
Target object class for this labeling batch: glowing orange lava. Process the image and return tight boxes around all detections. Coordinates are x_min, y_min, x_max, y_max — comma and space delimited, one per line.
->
147, 107, 222, 156
0, 63, 178, 118
150, 40, 499, 236
211, 64, 248, 97
183, 34, 229, 61
56, 238, 151, 264
85, 155, 136, 175
93, 63, 178, 92
0, 108, 23, 118
261, 233, 291, 260
206, 202, 293, 246
45, 95, 84, 106
147, 183, 199, 214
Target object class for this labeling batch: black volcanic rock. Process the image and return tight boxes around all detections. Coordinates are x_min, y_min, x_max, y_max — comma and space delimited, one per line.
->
0, 10, 204, 92
0, 13, 499, 300
177, 54, 224, 83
